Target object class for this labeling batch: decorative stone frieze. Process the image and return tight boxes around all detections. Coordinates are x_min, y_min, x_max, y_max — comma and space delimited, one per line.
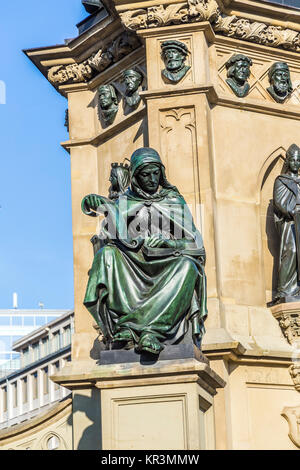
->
270, 303, 300, 345
48, 62, 93, 85
289, 364, 300, 392
47, 32, 141, 86
120, 0, 300, 53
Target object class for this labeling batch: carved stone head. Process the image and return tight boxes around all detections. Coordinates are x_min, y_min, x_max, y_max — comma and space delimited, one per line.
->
268, 62, 293, 103
225, 54, 252, 97
122, 69, 143, 108
98, 84, 118, 125
123, 69, 143, 96
161, 40, 190, 83
284, 144, 300, 175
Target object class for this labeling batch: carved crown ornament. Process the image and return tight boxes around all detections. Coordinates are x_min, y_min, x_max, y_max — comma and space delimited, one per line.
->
47, 32, 141, 86
120, 0, 300, 53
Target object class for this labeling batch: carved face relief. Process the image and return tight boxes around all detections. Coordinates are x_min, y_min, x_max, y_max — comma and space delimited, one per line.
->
99, 86, 114, 109
98, 85, 118, 126
161, 40, 190, 83
225, 54, 252, 98
123, 70, 143, 109
268, 63, 292, 103
164, 48, 184, 72
124, 72, 141, 96
273, 70, 290, 95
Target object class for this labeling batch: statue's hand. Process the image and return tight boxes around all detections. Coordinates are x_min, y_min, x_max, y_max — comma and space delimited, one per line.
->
145, 235, 185, 249
82, 194, 103, 216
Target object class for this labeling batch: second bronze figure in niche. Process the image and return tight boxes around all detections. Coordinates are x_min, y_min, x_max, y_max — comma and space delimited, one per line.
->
225, 54, 252, 98
273, 144, 300, 303
267, 62, 293, 104
98, 84, 118, 126
109, 162, 130, 200
161, 40, 190, 83
123, 69, 143, 109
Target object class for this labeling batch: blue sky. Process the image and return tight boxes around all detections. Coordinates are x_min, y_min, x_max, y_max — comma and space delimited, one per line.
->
0, 1, 87, 309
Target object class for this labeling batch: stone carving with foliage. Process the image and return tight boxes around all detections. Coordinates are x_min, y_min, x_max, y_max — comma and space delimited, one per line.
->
120, 0, 300, 53
48, 32, 141, 85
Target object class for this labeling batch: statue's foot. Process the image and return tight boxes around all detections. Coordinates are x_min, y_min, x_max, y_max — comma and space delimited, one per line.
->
113, 329, 133, 343
136, 333, 163, 355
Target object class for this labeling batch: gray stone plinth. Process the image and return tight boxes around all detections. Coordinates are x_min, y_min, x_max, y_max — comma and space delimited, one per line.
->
99, 343, 209, 366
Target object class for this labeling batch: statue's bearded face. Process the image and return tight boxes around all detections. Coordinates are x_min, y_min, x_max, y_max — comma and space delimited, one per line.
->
287, 152, 300, 173
272, 70, 290, 95
124, 74, 141, 95
164, 48, 184, 71
233, 60, 250, 84
99, 88, 113, 109
136, 163, 161, 194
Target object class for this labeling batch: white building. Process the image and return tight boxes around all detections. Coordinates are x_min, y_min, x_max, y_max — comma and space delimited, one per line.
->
0, 309, 69, 372
0, 311, 74, 430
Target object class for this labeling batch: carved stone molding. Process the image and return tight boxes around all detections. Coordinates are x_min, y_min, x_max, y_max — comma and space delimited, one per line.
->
120, 0, 300, 53
48, 62, 93, 85
270, 303, 300, 345
282, 405, 300, 448
289, 364, 300, 392
47, 32, 141, 86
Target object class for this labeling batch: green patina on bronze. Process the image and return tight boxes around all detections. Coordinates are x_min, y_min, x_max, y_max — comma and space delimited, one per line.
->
267, 62, 293, 104
225, 54, 252, 98
273, 144, 300, 302
82, 147, 207, 355
98, 84, 118, 126
161, 40, 190, 84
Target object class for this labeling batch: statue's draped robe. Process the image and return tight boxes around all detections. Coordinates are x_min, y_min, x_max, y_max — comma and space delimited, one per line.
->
273, 174, 300, 297
84, 187, 207, 345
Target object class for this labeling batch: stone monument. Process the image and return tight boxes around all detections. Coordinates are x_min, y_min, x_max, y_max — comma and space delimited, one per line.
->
2, 0, 300, 451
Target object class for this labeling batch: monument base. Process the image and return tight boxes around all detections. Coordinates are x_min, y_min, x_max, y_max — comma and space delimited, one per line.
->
267, 296, 300, 307
52, 345, 225, 450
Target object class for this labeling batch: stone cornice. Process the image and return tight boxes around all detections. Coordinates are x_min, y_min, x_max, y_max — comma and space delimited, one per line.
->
46, 30, 142, 88
119, 0, 300, 53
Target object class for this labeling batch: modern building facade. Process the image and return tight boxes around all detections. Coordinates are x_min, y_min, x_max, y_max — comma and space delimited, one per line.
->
0, 311, 74, 430
2, 0, 300, 450
0, 309, 68, 372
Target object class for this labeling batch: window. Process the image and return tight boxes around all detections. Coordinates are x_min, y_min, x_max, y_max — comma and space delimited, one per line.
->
11, 316, 22, 326
47, 435, 60, 450
32, 342, 40, 362
42, 337, 49, 357
22, 377, 28, 404
43, 367, 49, 395
52, 332, 60, 352
0, 316, 10, 326
62, 326, 71, 347
22, 347, 30, 367
12, 382, 18, 408
2, 387, 7, 412
32, 372, 38, 400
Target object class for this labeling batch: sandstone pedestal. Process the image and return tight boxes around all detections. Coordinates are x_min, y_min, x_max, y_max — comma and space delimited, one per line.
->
52, 346, 225, 450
